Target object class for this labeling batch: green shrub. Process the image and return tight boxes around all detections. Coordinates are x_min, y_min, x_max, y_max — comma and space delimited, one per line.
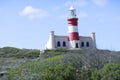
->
0, 46, 20, 57
91, 64, 120, 80
6, 52, 79, 80
0, 47, 40, 59
24, 50, 40, 58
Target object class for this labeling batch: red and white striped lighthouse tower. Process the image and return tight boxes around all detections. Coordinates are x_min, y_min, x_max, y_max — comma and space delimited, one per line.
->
68, 6, 80, 48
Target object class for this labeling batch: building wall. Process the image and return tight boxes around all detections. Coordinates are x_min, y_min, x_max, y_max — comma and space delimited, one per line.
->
54, 35, 69, 49
50, 35, 95, 49
80, 36, 93, 49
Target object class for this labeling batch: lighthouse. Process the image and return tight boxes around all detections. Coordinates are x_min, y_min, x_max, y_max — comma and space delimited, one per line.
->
45, 6, 96, 50
68, 6, 80, 49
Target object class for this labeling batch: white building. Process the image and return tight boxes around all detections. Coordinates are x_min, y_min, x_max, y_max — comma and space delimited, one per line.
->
45, 6, 96, 50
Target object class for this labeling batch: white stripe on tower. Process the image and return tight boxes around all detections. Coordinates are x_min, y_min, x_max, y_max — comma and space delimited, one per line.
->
68, 26, 78, 33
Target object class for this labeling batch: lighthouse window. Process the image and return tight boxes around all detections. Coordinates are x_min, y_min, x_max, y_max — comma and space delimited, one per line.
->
63, 41, 66, 47
86, 42, 89, 47
81, 42, 84, 47
76, 43, 79, 48
57, 41, 61, 47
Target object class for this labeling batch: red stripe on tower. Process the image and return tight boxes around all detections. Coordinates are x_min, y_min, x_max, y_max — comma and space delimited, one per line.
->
68, 32, 79, 40
68, 18, 78, 26
68, 6, 79, 41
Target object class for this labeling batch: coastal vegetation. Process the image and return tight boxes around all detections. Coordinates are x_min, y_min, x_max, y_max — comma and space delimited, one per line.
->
0, 48, 119, 80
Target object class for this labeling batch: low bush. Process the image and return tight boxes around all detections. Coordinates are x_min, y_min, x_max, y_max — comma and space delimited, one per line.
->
91, 64, 120, 80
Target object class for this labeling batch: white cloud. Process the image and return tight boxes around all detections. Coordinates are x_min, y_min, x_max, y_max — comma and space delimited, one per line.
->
59, 12, 88, 19
91, 0, 108, 6
97, 16, 120, 23
53, 6, 61, 10
78, 12, 88, 18
59, 14, 67, 19
65, 0, 87, 7
20, 6, 48, 19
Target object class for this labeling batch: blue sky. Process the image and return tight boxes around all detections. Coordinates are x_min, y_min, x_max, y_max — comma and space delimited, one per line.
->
0, 0, 120, 51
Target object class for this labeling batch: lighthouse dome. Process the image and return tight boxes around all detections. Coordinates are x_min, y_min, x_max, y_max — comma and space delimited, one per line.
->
69, 6, 75, 10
